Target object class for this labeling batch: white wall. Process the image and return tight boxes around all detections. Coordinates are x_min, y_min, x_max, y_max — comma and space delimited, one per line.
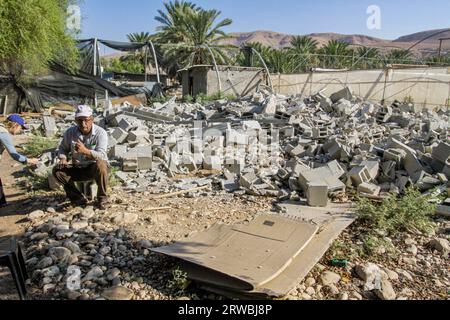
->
272, 67, 450, 110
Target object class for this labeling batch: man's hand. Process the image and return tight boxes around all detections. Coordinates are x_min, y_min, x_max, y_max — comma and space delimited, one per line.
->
75, 139, 91, 156
26, 158, 39, 166
57, 158, 68, 170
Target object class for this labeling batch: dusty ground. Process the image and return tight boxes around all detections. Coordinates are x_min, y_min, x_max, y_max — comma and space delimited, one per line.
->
0, 135, 449, 301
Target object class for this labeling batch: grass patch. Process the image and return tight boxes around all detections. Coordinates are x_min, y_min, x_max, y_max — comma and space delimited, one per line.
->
22, 135, 59, 157
356, 187, 436, 235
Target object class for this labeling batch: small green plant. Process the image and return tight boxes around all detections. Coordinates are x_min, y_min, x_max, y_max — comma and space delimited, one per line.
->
361, 234, 398, 257
22, 135, 59, 157
356, 187, 436, 235
403, 96, 414, 104
168, 266, 190, 295
182, 95, 194, 103
109, 166, 121, 188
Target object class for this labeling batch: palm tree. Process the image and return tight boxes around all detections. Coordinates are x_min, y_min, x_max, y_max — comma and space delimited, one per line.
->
384, 49, 414, 65
154, 1, 233, 72
318, 40, 353, 69
355, 47, 381, 69
127, 32, 153, 43
288, 36, 319, 72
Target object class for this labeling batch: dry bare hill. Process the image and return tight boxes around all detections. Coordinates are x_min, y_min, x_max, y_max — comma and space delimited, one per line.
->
217, 28, 450, 55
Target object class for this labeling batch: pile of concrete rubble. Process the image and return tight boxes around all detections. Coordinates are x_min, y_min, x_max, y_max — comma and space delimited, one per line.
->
31, 88, 450, 212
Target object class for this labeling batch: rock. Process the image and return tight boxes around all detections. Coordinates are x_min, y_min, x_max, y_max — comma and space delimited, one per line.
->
384, 269, 399, 281
43, 284, 56, 293
71, 220, 89, 230
47, 207, 56, 214
36, 257, 53, 269
305, 287, 315, 296
84, 266, 104, 281
48, 247, 71, 262
67, 255, 79, 265
406, 244, 418, 256
395, 268, 413, 281
404, 238, 416, 245
355, 262, 382, 290
81, 206, 96, 219
63, 241, 81, 253
351, 291, 363, 300
41, 266, 60, 277
67, 290, 81, 300
111, 212, 139, 225
30, 232, 48, 241
339, 292, 349, 300
102, 286, 134, 300
111, 277, 121, 286
300, 293, 312, 300
374, 279, 396, 300
320, 271, 341, 286
29, 210, 45, 220
428, 238, 450, 256
138, 240, 153, 249
305, 277, 316, 287
106, 268, 121, 281
323, 284, 339, 296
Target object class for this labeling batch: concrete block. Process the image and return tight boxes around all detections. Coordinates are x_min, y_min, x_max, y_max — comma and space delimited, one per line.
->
312, 126, 328, 139
357, 182, 381, 196
289, 144, 305, 157
432, 142, 450, 164
43, 116, 58, 137
180, 154, 197, 171
224, 158, 245, 175
360, 160, 380, 180
240, 171, 258, 189
109, 145, 127, 159
127, 130, 150, 143
263, 95, 277, 115
306, 182, 328, 207
383, 148, 407, 165
112, 128, 128, 144
226, 130, 248, 146
203, 156, 222, 171
330, 87, 352, 103
348, 166, 372, 186
118, 118, 133, 131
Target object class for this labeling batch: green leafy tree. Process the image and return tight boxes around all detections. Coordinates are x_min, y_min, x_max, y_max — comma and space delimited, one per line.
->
384, 49, 414, 65
0, 0, 79, 79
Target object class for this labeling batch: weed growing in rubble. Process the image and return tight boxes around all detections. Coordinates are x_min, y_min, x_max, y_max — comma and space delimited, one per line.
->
22, 135, 59, 158
168, 266, 190, 296
356, 187, 436, 235
109, 166, 121, 188
361, 234, 398, 257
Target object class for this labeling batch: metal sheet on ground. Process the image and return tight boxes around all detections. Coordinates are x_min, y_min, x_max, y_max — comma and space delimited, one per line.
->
152, 214, 318, 290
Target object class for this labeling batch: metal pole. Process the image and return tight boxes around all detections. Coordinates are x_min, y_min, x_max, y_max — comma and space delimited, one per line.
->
251, 48, 274, 92
204, 44, 222, 94
144, 45, 148, 83
149, 41, 160, 83
438, 39, 443, 60
93, 38, 98, 77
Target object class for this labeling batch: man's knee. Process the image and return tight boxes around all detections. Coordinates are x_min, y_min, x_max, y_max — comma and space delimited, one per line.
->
94, 160, 109, 176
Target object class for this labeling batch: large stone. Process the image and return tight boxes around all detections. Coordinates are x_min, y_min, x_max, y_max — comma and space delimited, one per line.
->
102, 286, 134, 300
374, 279, 396, 300
320, 271, 341, 286
84, 266, 104, 281
29, 210, 45, 220
48, 247, 71, 262
428, 238, 450, 256
111, 212, 139, 225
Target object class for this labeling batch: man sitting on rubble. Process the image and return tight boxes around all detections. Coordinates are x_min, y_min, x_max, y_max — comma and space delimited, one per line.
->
53, 105, 110, 209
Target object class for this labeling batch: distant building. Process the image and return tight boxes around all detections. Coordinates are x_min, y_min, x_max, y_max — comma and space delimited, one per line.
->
180, 65, 267, 97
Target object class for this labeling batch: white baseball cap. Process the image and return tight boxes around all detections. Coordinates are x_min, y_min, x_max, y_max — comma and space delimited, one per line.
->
75, 105, 93, 118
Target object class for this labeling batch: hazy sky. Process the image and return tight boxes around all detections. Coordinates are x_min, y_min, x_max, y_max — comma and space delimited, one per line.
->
79, 0, 450, 42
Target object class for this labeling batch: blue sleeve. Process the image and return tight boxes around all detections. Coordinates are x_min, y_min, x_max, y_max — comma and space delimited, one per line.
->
0, 132, 28, 164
